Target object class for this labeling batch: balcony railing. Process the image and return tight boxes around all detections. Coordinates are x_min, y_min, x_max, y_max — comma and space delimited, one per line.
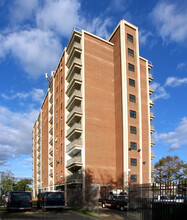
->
149, 86, 154, 95
66, 90, 82, 110
66, 62, 82, 82
151, 138, 155, 146
149, 99, 155, 107
49, 169, 53, 177
150, 112, 155, 120
50, 180, 53, 186
150, 125, 155, 133
66, 57, 82, 74
49, 114, 53, 124
49, 147, 53, 155
66, 106, 82, 124
149, 73, 153, 82
66, 31, 82, 54
148, 61, 153, 69
151, 164, 155, 172
151, 151, 155, 159
66, 155, 82, 168
49, 94, 53, 103
66, 73, 82, 96
49, 136, 53, 145
66, 123, 82, 138
66, 139, 82, 153
49, 157, 53, 166
49, 125, 53, 134
66, 172, 83, 183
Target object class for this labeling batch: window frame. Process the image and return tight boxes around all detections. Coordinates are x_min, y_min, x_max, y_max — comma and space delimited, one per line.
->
131, 175, 137, 182
127, 33, 133, 42
128, 48, 134, 57
130, 142, 137, 150
131, 158, 137, 166
128, 63, 135, 72
129, 94, 136, 103
130, 126, 137, 134
129, 78, 135, 87
130, 110, 136, 118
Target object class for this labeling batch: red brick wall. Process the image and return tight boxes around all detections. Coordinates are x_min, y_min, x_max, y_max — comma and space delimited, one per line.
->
41, 94, 49, 187
84, 33, 116, 187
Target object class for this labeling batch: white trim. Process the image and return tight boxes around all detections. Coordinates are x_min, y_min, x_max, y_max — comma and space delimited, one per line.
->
82, 31, 86, 194
120, 20, 129, 189
136, 30, 143, 184
52, 78, 55, 190
84, 30, 114, 46
146, 60, 152, 183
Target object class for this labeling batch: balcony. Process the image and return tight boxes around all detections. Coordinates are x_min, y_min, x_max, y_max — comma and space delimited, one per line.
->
66, 156, 82, 171
151, 138, 155, 146
66, 31, 82, 54
49, 147, 53, 156
49, 136, 53, 145
149, 73, 153, 82
149, 86, 154, 95
66, 49, 82, 69
49, 157, 53, 167
49, 114, 53, 124
66, 62, 82, 83
49, 169, 53, 177
66, 139, 82, 156
151, 151, 155, 160
37, 136, 40, 144
37, 145, 40, 152
66, 123, 82, 139
49, 104, 53, 114
66, 172, 83, 184
150, 112, 155, 120
50, 180, 53, 186
37, 161, 40, 167
149, 99, 155, 108
66, 73, 82, 97
67, 42, 82, 64
49, 125, 53, 135
49, 94, 53, 103
151, 164, 155, 173
148, 61, 153, 70
66, 106, 82, 126
66, 90, 82, 111
150, 125, 155, 133
37, 154, 40, 160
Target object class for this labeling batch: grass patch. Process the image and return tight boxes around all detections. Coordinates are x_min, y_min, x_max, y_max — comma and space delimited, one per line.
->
72, 208, 99, 215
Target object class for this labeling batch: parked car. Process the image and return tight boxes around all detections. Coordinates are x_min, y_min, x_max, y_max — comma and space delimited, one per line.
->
4, 191, 32, 211
99, 195, 128, 211
37, 191, 65, 212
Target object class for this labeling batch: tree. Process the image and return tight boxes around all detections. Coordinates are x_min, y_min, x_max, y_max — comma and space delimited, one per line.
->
13, 178, 33, 191
1, 171, 16, 192
154, 155, 187, 183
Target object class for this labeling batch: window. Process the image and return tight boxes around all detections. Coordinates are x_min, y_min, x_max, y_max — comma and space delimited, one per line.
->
129, 94, 136, 103
130, 142, 137, 150
56, 86, 58, 93
131, 175, 137, 182
61, 143, 62, 151
56, 148, 58, 155
56, 111, 58, 118
56, 173, 58, 180
61, 103, 62, 110
61, 117, 62, 123
131, 158, 137, 166
129, 78, 135, 87
127, 33, 133, 42
130, 110, 136, 118
56, 123, 58, 129
61, 130, 62, 137
128, 48, 134, 57
61, 157, 62, 164
61, 90, 62, 97
61, 77, 63, 83
130, 126, 137, 134
56, 98, 58, 105
128, 63, 135, 72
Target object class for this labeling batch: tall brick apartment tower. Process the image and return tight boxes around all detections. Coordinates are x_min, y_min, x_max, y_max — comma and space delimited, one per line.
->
32, 20, 155, 197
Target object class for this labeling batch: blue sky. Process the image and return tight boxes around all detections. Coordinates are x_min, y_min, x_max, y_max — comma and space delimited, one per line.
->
0, 0, 187, 179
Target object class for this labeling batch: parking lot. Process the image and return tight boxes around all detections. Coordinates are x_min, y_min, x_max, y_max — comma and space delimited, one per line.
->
0, 206, 142, 220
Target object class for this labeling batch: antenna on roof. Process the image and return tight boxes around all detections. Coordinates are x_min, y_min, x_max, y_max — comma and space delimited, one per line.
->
45, 73, 50, 82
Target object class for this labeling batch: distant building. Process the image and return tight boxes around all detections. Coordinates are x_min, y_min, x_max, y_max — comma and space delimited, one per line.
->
32, 20, 155, 197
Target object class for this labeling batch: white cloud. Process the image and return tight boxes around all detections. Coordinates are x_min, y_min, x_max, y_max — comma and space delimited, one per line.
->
177, 62, 186, 70
9, 0, 39, 24
0, 29, 62, 78
159, 117, 187, 151
151, 2, 187, 43
30, 88, 45, 103
139, 29, 152, 45
151, 82, 169, 101
1, 88, 45, 103
36, 0, 81, 37
165, 77, 187, 87
0, 106, 39, 166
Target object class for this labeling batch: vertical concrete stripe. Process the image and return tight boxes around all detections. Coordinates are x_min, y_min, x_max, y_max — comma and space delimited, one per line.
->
136, 29, 143, 184
82, 31, 86, 193
120, 21, 129, 189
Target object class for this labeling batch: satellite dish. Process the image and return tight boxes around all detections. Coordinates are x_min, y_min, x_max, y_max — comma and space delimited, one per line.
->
45, 73, 49, 79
